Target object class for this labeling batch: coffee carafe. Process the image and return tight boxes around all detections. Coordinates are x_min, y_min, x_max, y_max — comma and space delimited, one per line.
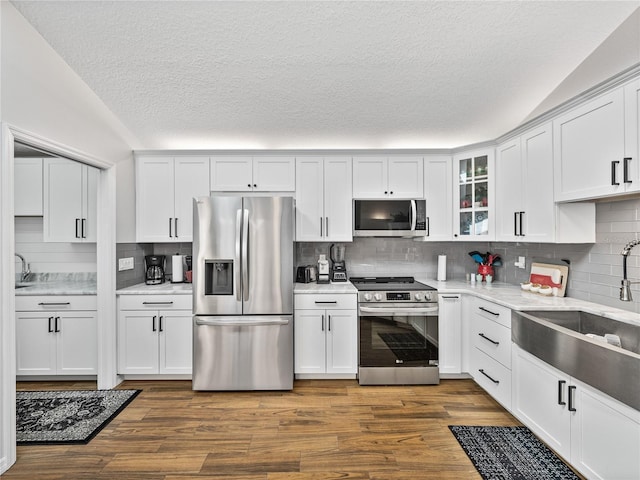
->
330, 244, 347, 282
145, 255, 166, 285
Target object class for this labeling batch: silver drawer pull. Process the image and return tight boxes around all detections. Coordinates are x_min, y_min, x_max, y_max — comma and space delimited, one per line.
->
479, 368, 500, 385
142, 301, 174, 305
38, 302, 70, 306
479, 306, 499, 316
478, 333, 500, 346
314, 301, 337, 304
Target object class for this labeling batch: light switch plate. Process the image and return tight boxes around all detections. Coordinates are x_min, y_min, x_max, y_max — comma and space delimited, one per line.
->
118, 257, 134, 271
515, 256, 526, 269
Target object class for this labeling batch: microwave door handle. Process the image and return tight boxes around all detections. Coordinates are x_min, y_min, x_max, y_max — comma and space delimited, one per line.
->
410, 200, 417, 231
242, 208, 249, 301
235, 209, 243, 301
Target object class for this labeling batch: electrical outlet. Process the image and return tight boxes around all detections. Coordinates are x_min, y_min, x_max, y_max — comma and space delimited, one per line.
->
515, 256, 526, 269
118, 257, 134, 271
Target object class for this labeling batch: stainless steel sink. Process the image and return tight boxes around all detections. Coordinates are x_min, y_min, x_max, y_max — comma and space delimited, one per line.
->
512, 310, 640, 410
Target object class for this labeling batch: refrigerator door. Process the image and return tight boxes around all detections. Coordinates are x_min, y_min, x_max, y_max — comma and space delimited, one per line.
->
193, 196, 243, 316
192, 315, 294, 390
243, 197, 294, 315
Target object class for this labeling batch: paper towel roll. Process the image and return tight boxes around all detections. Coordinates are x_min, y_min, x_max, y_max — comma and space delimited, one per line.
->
437, 255, 447, 281
172, 255, 184, 283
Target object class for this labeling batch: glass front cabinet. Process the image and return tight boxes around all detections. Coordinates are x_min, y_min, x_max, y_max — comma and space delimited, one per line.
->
453, 149, 495, 240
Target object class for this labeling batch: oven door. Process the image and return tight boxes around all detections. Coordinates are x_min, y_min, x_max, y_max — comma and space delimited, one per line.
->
358, 303, 439, 368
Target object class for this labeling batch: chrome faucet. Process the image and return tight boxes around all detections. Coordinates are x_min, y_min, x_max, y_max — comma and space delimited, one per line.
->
14, 253, 31, 283
620, 239, 640, 301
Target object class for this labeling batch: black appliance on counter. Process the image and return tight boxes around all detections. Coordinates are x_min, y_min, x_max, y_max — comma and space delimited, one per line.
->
330, 244, 347, 282
351, 276, 439, 385
145, 255, 166, 285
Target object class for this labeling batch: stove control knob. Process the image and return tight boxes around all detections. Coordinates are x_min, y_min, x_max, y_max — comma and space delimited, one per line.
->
415, 293, 423, 301
363, 293, 372, 301
373, 293, 383, 301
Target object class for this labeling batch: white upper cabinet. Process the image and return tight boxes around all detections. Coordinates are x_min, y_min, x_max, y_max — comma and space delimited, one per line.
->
624, 78, 640, 193
210, 156, 295, 192
422, 155, 452, 241
43, 158, 98, 242
14, 158, 43, 216
553, 86, 633, 201
497, 124, 595, 243
353, 156, 423, 198
136, 156, 210, 242
295, 156, 352, 242
453, 149, 494, 241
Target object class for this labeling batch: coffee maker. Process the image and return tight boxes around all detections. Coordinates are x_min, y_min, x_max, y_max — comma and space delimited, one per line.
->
330, 244, 347, 282
145, 255, 166, 285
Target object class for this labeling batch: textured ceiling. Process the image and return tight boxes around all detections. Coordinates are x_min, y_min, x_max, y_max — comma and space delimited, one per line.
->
10, 1, 640, 150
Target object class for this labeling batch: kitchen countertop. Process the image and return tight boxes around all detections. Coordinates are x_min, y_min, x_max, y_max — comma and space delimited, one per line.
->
294, 282, 358, 294
116, 282, 193, 295
418, 278, 640, 326
15, 273, 97, 296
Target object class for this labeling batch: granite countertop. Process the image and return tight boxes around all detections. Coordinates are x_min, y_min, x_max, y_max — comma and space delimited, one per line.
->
15, 273, 97, 296
294, 282, 358, 294
417, 278, 640, 326
116, 282, 193, 295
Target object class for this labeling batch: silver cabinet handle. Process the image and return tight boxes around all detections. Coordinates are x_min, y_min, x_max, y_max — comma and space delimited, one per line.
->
325, 217, 329, 237
321, 314, 325, 331
441, 295, 459, 299
315, 301, 337, 304
142, 301, 173, 305
479, 368, 499, 384
169, 217, 173, 237
478, 332, 499, 345
320, 217, 323, 237
174, 218, 178, 238
38, 302, 70, 306
82, 218, 87, 238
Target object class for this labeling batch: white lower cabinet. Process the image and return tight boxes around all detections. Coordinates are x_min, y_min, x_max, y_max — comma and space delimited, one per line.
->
512, 344, 640, 480
438, 294, 461, 375
117, 295, 192, 375
16, 296, 97, 376
294, 293, 357, 377
468, 297, 512, 410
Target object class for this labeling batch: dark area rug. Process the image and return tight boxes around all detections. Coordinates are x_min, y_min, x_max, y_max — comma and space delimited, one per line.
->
449, 425, 579, 480
17, 389, 140, 445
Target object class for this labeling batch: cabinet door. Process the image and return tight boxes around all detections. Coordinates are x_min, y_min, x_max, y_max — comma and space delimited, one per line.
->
512, 345, 571, 459
253, 156, 295, 191
174, 157, 210, 242
624, 79, 640, 193
388, 156, 424, 198
14, 158, 43, 216
423, 155, 452, 241
495, 139, 522, 241
136, 157, 175, 242
158, 311, 193, 374
323, 157, 353, 241
210, 156, 253, 191
294, 310, 326, 374
57, 311, 97, 375
295, 157, 324, 241
554, 89, 625, 201
43, 158, 84, 242
325, 310, 357, 374
453, 151, 494, 240
16, 312, 57, 375
352, 157, 387, 198
521, 124, 555, 242
438, 295, 461, 374
82, 165, 99, 242
570, 378, 640, 480
118, 310, 160, 374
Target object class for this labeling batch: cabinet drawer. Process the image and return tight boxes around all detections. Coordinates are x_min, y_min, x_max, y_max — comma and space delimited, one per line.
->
295, 293, 357, 310
472, 314, 512, 368
473, 297, 511, 328
472, 347, 512, 410
118, 294, 192, 311
16, 295, 97, 312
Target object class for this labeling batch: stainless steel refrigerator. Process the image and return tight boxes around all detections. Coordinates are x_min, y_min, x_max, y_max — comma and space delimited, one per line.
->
192, 196, 294, 391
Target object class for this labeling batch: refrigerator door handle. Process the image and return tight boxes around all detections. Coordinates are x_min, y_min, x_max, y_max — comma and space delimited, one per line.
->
235, 209, 243, 301
195, 317, 290, 327
242, 208, 249, 301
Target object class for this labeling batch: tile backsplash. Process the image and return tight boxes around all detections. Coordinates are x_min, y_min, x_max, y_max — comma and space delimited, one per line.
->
298, 197, 640, 314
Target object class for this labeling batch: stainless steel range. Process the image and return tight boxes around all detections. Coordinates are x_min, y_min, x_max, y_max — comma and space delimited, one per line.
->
351, 276, 439, 385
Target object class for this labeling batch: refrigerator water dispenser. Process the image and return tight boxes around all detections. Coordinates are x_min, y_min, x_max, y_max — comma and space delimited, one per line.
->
205, 260, 233, 295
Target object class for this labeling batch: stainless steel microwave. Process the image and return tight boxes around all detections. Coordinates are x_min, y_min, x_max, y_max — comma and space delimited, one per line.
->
353, 199, 427, 237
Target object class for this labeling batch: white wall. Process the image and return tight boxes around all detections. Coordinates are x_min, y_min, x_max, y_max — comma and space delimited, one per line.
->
116, 157, 136, 243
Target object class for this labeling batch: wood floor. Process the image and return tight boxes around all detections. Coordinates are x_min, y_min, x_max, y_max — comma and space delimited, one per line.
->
6, 379, 522, 479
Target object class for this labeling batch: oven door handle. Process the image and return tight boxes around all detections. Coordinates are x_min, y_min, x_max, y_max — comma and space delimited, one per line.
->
359, 306, 439, 316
